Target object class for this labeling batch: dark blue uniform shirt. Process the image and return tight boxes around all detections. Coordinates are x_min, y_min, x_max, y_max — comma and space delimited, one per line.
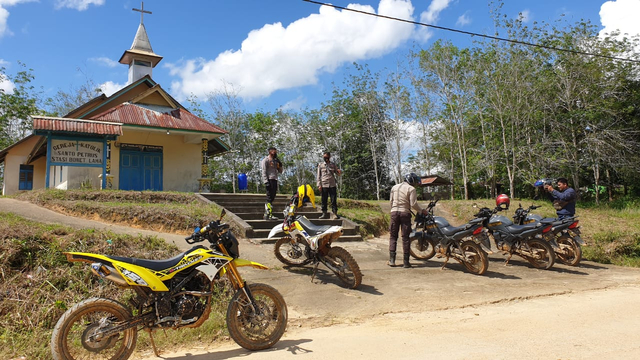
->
548, 187, 577, 218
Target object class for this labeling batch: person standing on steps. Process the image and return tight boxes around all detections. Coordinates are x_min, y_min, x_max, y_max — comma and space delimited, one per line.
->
261, 147, 283, 220
316, 151, 342, 219
388, 173, 428, 268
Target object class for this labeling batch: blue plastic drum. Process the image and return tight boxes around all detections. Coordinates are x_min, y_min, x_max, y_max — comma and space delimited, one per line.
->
238, 173, 248, 191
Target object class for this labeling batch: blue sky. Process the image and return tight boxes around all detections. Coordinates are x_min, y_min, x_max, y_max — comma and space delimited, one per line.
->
1, 0, 638, 113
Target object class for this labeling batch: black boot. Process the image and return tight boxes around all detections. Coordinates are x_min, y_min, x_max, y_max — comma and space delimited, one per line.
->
332, 211, 341, 219
387, 251, 396, 267
403, 253, 412, 268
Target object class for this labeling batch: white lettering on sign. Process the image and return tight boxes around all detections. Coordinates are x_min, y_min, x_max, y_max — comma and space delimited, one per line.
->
50, 139, 103, 165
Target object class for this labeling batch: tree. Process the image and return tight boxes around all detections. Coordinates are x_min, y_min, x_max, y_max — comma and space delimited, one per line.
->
0, 63, 42, 149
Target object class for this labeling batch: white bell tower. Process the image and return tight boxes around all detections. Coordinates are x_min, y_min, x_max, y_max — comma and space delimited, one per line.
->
118, 2, 163, 84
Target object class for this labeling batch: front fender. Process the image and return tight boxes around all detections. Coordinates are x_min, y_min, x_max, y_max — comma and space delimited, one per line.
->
233, 258, 269, 270
267, 224, 285, 239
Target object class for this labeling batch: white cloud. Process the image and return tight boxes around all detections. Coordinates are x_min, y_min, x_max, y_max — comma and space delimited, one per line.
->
54, 0, 105, 11
519, 9, 531, 23
99, 80, 125, 96
0, 77, 15, 93
0, 0, 36, 38
280, 96, 307, 111
167, 0, 415, 100
456, 12, 471, 27
89, 56, 119, 68
0, 60, 14, 93
415, 0, 452, 42
599, 0, 640, 39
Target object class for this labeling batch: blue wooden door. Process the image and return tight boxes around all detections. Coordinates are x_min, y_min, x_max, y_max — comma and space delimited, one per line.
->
120, 150, 162, 191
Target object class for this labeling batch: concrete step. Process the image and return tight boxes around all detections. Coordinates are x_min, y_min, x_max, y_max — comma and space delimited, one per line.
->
233, 212, 324, 220
201, 193, 289, 202
222, 206, 320, 214
215, 201, 290, 208
250, 234, 364, 244
246, 218, 345, 229
251, 227, 358, 238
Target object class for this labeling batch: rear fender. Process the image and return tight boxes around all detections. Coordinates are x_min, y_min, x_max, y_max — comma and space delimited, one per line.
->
64, 252, 169, 292
571, 235, 586, 246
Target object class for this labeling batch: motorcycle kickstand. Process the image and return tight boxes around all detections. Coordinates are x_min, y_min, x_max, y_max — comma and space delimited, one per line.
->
441, 256, 450, 270
310, 261, 320, 283
504, 253, 512, 266
144, 328, 160, 357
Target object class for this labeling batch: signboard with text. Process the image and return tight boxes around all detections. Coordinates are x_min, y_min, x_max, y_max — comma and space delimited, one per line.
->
50, 139, 104, 166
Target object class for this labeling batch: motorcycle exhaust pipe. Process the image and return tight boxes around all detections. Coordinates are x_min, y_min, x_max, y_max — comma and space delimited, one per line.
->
91, 262, 129, 287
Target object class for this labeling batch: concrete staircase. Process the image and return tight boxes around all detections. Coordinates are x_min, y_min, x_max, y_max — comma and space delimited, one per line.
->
198, 193, 362, 243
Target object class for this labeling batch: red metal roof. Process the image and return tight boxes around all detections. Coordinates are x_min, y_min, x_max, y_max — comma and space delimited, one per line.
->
33, 116, 123, 136
91, 103, 227, 134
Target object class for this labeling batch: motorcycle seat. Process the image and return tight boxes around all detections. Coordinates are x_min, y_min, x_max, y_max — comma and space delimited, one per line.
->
439, 224, 469, 236
108, 245, 208, 272
540, 218, 557, 225
296, 216, 333, 236
505, 223, 539, 234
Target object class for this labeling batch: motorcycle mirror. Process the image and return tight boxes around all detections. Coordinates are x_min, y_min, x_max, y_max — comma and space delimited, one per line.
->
219, 209, 226, 221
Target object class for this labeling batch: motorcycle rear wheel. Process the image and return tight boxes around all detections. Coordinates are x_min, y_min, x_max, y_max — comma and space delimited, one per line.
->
274, 236, 311, 266
326, 246, 362, 289
51, 297, 137, 360
409, 236, 436, 260
524, 238, 556, 270
227, 283, 288, 351
556, 235, 582, 266
460, 240, 488, 275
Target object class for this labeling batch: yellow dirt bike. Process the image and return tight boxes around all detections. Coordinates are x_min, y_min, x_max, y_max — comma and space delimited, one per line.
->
51, 210, 287, 360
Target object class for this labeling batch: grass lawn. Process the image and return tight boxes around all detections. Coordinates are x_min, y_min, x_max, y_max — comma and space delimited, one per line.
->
13, 189, 222, 235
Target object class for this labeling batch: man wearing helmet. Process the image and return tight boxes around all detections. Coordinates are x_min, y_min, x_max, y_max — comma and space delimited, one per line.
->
388, 173, 428, 268
544, 177, 576, 219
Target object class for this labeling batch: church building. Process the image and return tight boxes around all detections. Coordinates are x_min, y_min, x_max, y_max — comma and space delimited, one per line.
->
0, 8, 228, 195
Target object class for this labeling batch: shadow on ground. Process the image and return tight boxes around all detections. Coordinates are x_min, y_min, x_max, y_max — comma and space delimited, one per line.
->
153, 338, 313, 359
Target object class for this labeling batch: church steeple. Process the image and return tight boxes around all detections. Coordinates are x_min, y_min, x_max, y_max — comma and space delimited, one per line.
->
118, 2, 163, 84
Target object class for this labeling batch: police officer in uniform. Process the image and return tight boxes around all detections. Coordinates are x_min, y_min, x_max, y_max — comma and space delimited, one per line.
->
261, 147, 283, 220
388, 173, 427, 268
316, 151, 342, 219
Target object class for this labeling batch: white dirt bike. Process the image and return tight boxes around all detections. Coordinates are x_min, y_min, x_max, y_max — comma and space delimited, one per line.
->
267, 188, 362, 289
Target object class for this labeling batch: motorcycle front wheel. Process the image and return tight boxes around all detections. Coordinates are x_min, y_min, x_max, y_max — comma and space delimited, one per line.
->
409, 236, 436, 260
524, 238, 556, 270
274, 236, 311, 266
460, 240, 488, 275
226, 283, 288, 351
326, 246, 362, 289
51, 297, 137, 360
556, 235, 582, 266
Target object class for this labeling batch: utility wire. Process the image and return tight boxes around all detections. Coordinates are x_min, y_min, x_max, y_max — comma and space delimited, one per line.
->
302, 0, 640, 64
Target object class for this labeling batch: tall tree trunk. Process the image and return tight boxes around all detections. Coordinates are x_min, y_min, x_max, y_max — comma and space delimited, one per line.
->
606, 168, 613, 202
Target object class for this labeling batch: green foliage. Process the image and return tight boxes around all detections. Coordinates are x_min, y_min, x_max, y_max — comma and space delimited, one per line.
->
0, 63, 43, 149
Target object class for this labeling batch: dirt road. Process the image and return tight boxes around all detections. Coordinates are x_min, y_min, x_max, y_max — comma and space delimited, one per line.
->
2, 198, 640, 359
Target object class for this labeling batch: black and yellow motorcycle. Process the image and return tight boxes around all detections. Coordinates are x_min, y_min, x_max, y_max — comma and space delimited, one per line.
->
51, 210, 287, 360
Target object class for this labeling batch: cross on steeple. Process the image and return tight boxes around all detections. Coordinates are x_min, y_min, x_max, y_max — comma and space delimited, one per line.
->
132, 1, 152, 24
